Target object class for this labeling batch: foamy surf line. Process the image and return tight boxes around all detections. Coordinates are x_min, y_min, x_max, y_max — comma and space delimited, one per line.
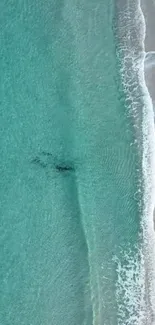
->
115, 1, 155, 324
140, 0, 155, 322
133, 1, 155, 322
131, 1, 155, 322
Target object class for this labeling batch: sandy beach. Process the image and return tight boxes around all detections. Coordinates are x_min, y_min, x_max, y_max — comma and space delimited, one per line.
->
141, 0, 155, 104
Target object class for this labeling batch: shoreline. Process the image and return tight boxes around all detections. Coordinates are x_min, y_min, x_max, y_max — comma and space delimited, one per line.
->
141, 0, 155, 104
140, 0, 155, 322
141, 0, 155, 52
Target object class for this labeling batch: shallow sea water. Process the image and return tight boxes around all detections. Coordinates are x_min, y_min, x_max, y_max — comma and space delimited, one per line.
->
0, 1, 148, 324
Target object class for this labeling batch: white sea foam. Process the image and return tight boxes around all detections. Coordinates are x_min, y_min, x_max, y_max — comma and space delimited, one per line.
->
115, 0, 155, 323
115, 247, 146, 325
139, 2, 155, 322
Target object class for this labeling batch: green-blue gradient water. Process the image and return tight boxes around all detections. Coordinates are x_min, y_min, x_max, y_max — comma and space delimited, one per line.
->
1, 1, 155, 324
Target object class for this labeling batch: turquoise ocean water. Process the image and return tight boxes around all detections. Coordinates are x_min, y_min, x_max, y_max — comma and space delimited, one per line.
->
1, 0, 155, 324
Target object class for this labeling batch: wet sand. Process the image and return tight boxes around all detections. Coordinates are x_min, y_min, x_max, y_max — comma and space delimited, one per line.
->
141, 0, 155, 104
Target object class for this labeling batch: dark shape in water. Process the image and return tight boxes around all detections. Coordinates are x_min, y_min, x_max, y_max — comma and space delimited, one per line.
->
55, 164, 74, 173
31, 151, 53, 168
31, 151, 75, 173
41, 151, 75, 173
31, 156, 47, 168
41, 151, 53, 157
